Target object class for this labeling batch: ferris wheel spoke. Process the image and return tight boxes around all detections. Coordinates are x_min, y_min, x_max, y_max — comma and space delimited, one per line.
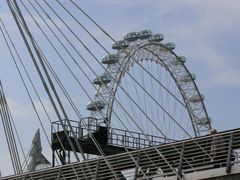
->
90, 31, 211, 141
133, 56, 186, 111
123, 69, 190, 137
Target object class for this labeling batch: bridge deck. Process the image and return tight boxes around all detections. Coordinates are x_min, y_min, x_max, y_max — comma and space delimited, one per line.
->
2, 128, 240, 179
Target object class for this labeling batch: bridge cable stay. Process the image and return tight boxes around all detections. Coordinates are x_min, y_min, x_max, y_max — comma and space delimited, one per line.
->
0, 21, 36, 180
0, 18, 63, 169
15, 1, 204, 177
24, 1, 208, 179
0, 1, 217, 179
7, 0, 86, 163
71, 0, 212, 137
28, 3, 186, 179
6, 2, 90, 177
0, 22, 45, 177
36, 1, 191, 142
8, 1, 88, 177
0, 81, 22, 174
69, 0, 211, 134
7, 0, 119, 179
31, 0, 187, 134
28, 0, 161, 148
13, 1, 167, 177
41, 0, 192, 139
65, 0, 216, 175
56, 0, 187, 110
0, 15, 90, 180
31, 0, 186, 153
18, 2, 137, 177
23, 21, 120, 180
7, 1, 92, 177
67, 0, 213, 159
21, 0, 96, 123
38, 0, 209, 158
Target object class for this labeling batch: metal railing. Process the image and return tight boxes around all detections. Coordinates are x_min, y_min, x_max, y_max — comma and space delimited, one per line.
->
51, 117, 170, 149
108, 127, 175, 149
3, 128, 240, 179
51, 119, 81, 139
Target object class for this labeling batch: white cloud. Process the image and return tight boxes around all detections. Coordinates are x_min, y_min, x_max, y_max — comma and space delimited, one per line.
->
33, 98, 51, 114
7, 97, 51, 119
154, 0, 240, 87
211, 69, 240, 86
7, 98, 32, 117
0, 152, 14, 176
88, 0, 152, 6
199, 47, 240, 86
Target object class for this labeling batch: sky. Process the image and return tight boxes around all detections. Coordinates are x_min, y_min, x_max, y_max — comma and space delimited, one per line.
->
0, 0, 240, 176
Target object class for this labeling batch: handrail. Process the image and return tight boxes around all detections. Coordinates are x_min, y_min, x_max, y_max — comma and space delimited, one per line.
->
51, 118, 173, 149
3, 127, 240, 179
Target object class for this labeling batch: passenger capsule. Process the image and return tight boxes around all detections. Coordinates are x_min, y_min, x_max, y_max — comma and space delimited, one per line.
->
93, 73, 112, 85
138, 30, 152, 39
196, 117, 212, 125
179, 73, 196, 82
101, 54, 118, 64
164, 42, 176, 50
112, 40, 129, 50
150, 34, 164, 42
123, 32, 139, 42
179, 56, 187, 63
86, 100, 106, 111
171, 56, 187, 65
188, 94, 205, 103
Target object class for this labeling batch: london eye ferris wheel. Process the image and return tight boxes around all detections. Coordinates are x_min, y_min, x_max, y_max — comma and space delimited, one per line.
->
0, 1, 215, 175
87, 30, 212, 142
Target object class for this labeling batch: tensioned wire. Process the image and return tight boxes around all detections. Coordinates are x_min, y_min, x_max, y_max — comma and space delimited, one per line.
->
5, 1, 92, 179
0, 19, 39, 179
51, 0, 187, 110
24, 0, 186, 148
1, 83, 26, 173
31, 0, 193, 152
0, 17, 64, 169
11, 0, 210, 177
26, 0, 212, 178
59, 0, 212, 163
22, 0, 188, 143
54, 0, 185, 134
21, 0, 199, 172
124, 67, 146, 134
17, 1, 184, 177
68, 0, 210, 135
0, 18, 72, 169
9, 0, 86, 165
117, 61, 169, 137
0, 82, 22, 174
66, 0, 187, 109
157, 63, 168, 136
29, 0, 190, 139
4, 0, 188, 178
4, 1, 95, 179
27, 3, 192, 179
10, 1, 147, 179
22, 0, 156, 148
17, 2, 156, 176
39, 0, 187, 118
116, 60, 186, 139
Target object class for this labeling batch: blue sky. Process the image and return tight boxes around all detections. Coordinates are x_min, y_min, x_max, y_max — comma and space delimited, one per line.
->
0, 0, 240, 176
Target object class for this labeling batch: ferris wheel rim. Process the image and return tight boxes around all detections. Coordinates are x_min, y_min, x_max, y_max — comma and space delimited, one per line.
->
91, 40, 211, 138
